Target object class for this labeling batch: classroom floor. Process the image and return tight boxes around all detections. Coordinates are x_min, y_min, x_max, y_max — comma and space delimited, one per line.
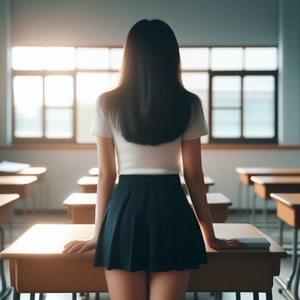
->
2, 209, 294, 300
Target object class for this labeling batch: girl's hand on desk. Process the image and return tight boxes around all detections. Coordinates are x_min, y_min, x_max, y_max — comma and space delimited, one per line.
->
208, 237, 245, 250
63, 238, 97, 254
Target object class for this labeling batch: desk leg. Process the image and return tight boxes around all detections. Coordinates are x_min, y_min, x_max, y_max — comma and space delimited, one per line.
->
292, 244, 300, 300
0, 227, 12, 299
253, 292, 259, 300
279, 220, 284, 245
235, 292, 241, 300
13, 288, 20, 300
238, 182, 242, 211
276, 228, 299, 300
263, 201, 268, 227
266, 291, 273, 300
287, 229, 298, 291
247, 186, 252, 221
251, 193, 257, 223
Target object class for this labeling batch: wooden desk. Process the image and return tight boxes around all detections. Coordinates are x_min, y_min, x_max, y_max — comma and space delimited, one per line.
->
78, 175, 215, 194
0, 194, 19, 226
249, 176, 300, 223
1, 167, 48, 212
251, 176, 300, 200
205, 193, 232, 223
0, 223, 286, 300
64, 192, 232, 224
236, 167, 300, 213
63, 193, 96, 224
270, 193, 300, 300
237, 168, 300, 186
0, 176, 38, 199
0, 167, 47, 182
0, 194, 20, 299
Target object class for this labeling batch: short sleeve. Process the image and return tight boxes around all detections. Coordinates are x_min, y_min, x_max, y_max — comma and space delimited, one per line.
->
183, 98, 208, 139
91, 96, 113, 138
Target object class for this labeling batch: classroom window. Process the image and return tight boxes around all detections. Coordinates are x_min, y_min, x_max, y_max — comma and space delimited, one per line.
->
11, 46, 277, 144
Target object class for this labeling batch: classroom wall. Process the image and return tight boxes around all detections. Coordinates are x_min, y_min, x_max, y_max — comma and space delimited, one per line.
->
1, 0, 300, 211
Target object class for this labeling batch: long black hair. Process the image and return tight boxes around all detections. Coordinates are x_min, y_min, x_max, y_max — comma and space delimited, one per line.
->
102, 19, 198, 145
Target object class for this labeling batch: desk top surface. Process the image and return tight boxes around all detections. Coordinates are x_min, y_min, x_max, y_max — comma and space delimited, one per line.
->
63, 192, 232, 207
250, 175, 300, 184
0, 223, 286, 259
0, 175, 38, 185
236, 167, 300, 176
0, 194, 20, 207
17, 167, 47, 176
270, 193, 300, 207
63, 193, 96, 206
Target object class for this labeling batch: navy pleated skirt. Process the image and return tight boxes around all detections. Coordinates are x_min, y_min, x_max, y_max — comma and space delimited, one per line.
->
93, 174, 207, 272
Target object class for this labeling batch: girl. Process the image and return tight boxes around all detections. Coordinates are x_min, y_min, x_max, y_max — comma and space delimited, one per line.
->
64, 19, 242, 300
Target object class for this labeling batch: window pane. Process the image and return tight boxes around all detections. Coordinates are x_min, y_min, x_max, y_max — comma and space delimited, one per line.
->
76, 72, 118, 143
45, 75, 73, 107
243, 76, 275, 137
211, 48, 243, 70
212, 76, 241, 107
182, 72, 208, 101
12, 47, 45, 70
212, 109, 241, 137
180, 48, 209, 69
77, 48, 109, 69
45, 108, 73, 138
15, 107, 43, 138
45, 47, 75, 70
13, 76, 43, 137
110, 48, 123, 70
245, 47, 277, 70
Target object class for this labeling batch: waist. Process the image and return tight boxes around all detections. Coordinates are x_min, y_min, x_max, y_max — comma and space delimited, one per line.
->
118, 174, 181, 187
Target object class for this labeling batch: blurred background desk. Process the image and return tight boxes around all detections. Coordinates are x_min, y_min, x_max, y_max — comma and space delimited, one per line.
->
270, 193, 300, 300
0, 193, 20, 299
236, 167, 300, 213
63, 192, 232, 224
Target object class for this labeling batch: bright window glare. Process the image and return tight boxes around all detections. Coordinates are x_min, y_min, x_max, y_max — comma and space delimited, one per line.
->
45, 75, 73, 107
12, 47, 76, 70
110, 48, 123, 70
13, 76, 43, 137
46, 108, 73, 138
12, 47, 45, 70
76, 72, 118, 143
180, 48, 209, 69
45, 47, 75, 70
13, 76, 43, 107
12, 46, 277, 143
211, 48, 243, 70
245, 47, 278, 70
77, 48, 109, 69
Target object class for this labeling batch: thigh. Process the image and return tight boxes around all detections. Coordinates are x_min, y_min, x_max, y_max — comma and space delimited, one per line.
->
149, 270, 191, 300
104, 269, 147, 300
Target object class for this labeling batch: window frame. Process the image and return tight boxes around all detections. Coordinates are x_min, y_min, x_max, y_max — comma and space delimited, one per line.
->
11, 45, 278, 145
12, 69, 77, 144
208, 70, 278, 144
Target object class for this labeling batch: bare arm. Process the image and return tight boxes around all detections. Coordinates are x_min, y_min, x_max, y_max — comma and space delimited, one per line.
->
64, 136, 116, 253
182, 138, 243, 249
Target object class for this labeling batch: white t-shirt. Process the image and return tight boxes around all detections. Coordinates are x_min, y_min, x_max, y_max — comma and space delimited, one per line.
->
92, 97, 208, 175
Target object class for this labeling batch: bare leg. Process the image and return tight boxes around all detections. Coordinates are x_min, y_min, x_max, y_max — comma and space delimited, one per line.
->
104, 269, 147, 300
149, 270, 191, 300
